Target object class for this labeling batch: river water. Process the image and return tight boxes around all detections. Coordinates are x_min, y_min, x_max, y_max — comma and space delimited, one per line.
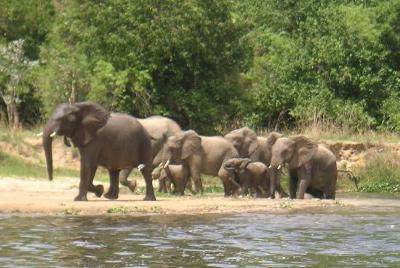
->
0, 200, 399, 267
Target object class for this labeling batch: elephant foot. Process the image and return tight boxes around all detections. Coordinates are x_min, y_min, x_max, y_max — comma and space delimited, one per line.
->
143, 194, 156, 201
74, 195, 88, 201
104, 191, 119, 200
279, 191, 289, 198
94, 184, 104, 197
121, 180, 137, 192
127, 180, 137, 192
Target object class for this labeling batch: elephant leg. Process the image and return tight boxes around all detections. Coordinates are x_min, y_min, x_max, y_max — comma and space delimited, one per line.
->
224, 181, 234, 197
104, 170, 120, 200
175, 166, 190, 195
75, 162, 97, 201
219, 168, 240, 197
141, 165, 156, 201
289, 169, 298, 199
221, 180, 228, 196
297, 166, 312, 199
325, 187, 336, 200
325, 168, 337, 200
186, 179, 196, 194
119, 168, 137, 192
254, 185, 264, 198
87, 166, 103, 198
189, 158, 203, 194
240, 177, 251, 196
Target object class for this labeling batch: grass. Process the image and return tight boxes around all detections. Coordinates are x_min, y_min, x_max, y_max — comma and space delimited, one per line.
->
255, 120, 400, 144
107, 205, 165, 214
354, 151, 400, 193
0, 151, 79, 178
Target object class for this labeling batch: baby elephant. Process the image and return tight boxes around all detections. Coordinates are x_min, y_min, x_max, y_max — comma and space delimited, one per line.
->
151, 164, 195, 194
223, 158, 270, 197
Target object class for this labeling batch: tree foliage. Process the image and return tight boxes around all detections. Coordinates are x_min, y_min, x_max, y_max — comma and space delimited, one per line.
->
1, 0, 400, 133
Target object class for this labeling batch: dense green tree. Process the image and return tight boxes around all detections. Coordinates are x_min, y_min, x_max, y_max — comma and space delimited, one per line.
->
0, 0, 54, 126
2, 0, 400, 132
38, 0, 247, 133
236, 0, 400, 131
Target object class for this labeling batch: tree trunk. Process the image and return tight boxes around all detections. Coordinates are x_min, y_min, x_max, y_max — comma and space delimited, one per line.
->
2, 94, 20, 129
10, 100, 20, 129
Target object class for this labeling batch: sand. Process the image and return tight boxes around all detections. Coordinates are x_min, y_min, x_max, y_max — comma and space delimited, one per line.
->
0, 177, 399, 216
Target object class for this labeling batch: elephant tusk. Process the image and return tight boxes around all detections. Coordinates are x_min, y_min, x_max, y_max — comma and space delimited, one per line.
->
224, 166, 236, 171
158, 162, 164, 168
49, 131, 57, 138
268, 165, 272, 169
277, 165, 282, 170
138, 164, 145, 171
36, 132, 43, 137
163, 159, 170, 168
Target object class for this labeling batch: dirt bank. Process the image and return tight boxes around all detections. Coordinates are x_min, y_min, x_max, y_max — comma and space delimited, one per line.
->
1, 178, 399, 216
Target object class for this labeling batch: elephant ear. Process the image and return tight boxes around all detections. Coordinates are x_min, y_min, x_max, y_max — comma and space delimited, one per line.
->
63, 136, 72, 147
239, 158, 252, 170
73, 102, 110, 146
266, 131, 283, 146
243, 127, 259, 157
291, 136, 317, 168
181, 130, 202, 159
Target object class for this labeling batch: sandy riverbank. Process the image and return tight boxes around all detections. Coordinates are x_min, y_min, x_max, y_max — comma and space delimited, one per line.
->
0, 178, 399, 216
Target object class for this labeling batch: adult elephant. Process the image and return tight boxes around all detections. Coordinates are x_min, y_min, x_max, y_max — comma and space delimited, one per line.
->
269, 135, 337, 199
224, 127, 287, 197
161, 130, 240, 196
43, 102, 156, 201
119, 116, 182, 192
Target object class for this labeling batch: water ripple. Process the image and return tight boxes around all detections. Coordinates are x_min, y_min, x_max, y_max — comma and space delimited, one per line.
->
0, 206, 399, 267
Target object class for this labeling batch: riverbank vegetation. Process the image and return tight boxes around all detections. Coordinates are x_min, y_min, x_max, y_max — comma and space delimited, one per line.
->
0, 128, 398, 194
1, 0, 400, 134
1, 1, 400, 194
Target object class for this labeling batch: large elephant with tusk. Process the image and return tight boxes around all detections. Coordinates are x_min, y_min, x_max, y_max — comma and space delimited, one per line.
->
42, 101, 156, 201
161, 130, 241, 196
269, 135, 337, 199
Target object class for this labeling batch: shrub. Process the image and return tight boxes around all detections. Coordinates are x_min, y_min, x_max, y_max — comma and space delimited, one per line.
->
356, 151, 400, 193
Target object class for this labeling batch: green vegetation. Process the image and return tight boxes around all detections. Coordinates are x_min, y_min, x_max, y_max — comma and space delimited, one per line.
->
0, 151, 77, 178
0, 0, 399, 134
107, 206, 131, 214
2, 1, 400, 194
107, 205, 164, 214
356, 152, 400, 193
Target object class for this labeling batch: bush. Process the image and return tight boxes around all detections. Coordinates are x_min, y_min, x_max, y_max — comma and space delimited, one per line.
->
356, 151, 400, 193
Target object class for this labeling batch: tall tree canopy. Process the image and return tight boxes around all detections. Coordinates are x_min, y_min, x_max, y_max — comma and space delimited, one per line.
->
1, 0, 400, 133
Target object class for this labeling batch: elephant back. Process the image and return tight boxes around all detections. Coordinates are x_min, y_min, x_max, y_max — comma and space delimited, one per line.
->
138, 116, 182, 138
315, 144, 337, 169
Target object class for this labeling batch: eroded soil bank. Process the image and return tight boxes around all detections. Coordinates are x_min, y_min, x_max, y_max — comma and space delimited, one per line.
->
1, 178, 399, 216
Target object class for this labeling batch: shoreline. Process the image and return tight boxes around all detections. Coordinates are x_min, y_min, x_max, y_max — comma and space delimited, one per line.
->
1, 178, 400, 217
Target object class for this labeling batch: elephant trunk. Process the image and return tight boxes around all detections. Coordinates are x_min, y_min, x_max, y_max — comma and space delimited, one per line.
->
43, 120, 57, 181
269, 167, 278, 198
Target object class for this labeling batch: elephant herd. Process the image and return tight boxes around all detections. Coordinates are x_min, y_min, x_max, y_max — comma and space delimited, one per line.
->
42, 102, 337, 201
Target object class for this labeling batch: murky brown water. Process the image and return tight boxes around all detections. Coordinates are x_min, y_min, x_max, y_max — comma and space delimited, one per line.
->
0, 198, 399, 267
